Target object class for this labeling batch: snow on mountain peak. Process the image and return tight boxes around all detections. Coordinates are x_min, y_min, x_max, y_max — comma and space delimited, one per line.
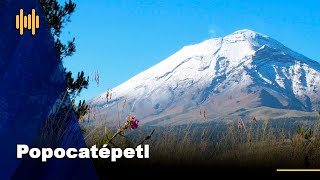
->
231, 29, 267, 37
90, 29, 320, 125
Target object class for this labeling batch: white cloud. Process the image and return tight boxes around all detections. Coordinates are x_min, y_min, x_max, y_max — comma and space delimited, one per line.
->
208, 28, 217, 38
208, 25, 222, 38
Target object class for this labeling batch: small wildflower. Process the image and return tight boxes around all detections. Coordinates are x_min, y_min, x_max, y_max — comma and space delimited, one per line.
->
105, 115, 141, 145
118, 115, 140, 132
130, 116, 139, 129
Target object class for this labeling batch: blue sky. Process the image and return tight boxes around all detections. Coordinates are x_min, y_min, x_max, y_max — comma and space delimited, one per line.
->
61, 0, 320, 101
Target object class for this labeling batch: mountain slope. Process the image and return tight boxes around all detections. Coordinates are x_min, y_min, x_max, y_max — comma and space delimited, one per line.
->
90, 29, 320, 125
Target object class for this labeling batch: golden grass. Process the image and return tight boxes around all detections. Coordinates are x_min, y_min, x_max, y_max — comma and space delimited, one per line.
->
84, 113, 320, 170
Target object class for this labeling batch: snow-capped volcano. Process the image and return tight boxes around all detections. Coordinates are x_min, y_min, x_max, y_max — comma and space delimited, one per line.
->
90, 29, 320, 125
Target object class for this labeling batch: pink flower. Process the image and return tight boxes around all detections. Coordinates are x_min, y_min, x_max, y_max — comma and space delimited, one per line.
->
130, 117, 139, 129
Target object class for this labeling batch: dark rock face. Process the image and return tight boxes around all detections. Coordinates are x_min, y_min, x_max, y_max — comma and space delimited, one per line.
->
0, 1, 97, 179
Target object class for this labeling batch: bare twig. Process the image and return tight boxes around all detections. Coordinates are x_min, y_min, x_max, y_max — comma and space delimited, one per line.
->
135, 129, 155, 147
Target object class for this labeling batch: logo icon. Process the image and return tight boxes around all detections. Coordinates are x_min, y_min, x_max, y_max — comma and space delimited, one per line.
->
16, 9, 40, 35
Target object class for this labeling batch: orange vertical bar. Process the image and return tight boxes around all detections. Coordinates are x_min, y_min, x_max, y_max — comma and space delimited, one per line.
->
20, 9, 23, 35
24, 16, 27, 28
16, 15, 19, 29
36, 15, 39, 28
28, 15, 31, 30
32, 9, 36, 35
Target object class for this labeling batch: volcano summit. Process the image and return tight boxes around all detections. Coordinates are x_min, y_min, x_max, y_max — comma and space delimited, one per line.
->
90, 29, 320, 125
